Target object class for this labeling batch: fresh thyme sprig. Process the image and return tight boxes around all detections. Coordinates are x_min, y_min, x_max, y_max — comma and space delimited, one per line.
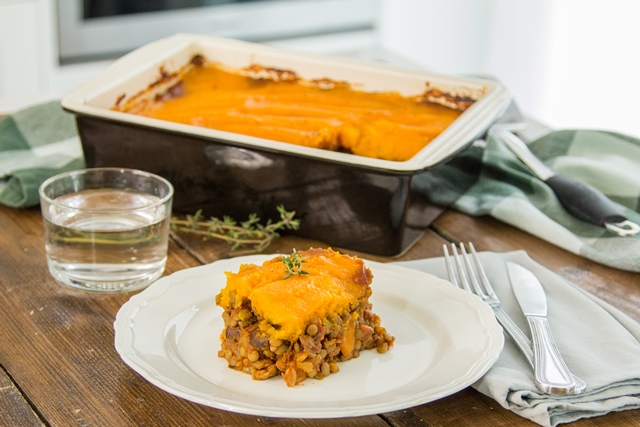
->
282, 249, 309, 279
170, 205, 300, 253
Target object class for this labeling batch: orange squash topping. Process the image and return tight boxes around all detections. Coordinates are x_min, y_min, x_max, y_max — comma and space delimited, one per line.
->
218, 248, 371, 340
215, 248, 394, 386
121, 60, 465, 161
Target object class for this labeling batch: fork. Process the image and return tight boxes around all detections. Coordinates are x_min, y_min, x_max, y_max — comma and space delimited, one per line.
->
444, 242, 587, 395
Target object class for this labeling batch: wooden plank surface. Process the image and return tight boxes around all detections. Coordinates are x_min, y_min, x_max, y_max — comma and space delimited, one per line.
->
0, 205, 389, 426
1, 203, 640, 426
0, 366, 44, 427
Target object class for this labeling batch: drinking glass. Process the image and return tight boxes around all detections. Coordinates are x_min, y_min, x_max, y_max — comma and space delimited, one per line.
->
39, 168, 174, 293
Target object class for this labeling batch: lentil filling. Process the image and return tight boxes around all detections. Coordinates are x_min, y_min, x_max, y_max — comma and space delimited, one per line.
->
215, 248, 395, 387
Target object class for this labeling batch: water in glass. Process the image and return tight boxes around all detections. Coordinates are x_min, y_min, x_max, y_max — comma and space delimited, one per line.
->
44, 188, 170, 292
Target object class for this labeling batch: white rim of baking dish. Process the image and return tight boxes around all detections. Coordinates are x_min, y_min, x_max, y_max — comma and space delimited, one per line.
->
62, 33, 511, 173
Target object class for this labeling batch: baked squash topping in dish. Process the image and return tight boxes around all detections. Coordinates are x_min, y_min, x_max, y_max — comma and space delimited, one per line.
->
116, 56, 470, 162
215, 248, 395, 387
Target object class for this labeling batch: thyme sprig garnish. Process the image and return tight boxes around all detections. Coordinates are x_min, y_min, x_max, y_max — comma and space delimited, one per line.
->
170, 205, 300, 252
282, 249, 309, 279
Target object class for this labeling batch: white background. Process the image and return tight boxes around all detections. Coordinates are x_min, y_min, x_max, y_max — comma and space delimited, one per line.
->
378, 0, 640, 138
1, 0, 639, 138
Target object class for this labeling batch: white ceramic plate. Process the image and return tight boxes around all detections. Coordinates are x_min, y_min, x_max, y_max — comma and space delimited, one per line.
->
114, 255, 503, 418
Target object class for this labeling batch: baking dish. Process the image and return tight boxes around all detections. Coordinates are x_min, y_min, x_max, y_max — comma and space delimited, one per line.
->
61, 34, 510, 256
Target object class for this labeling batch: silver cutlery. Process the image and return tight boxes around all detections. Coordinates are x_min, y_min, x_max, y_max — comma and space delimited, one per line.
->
507, 261, 579, 395
443, 242, 586, 394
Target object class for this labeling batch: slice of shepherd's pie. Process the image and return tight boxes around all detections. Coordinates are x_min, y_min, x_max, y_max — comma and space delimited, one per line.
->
215, 248, 395, 387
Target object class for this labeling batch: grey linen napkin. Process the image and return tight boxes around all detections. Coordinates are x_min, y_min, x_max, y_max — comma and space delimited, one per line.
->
0, 101, 84, 208
395, 250, 640, 427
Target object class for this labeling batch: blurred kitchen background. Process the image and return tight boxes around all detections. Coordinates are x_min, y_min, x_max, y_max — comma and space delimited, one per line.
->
1, 0, 638, 137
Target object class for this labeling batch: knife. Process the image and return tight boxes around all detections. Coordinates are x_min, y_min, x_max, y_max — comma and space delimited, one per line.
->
492, 101, 639, 237
507, 261, 577, 395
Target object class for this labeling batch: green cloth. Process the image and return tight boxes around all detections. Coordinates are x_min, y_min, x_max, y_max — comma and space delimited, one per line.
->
0, 101, 84, 208
452, 129, 640, 273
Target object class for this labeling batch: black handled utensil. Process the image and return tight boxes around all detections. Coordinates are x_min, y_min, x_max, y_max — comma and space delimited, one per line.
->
492, 102, 639, 237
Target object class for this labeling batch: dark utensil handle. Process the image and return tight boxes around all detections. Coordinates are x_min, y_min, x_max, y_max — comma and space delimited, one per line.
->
545, 174, 626, 225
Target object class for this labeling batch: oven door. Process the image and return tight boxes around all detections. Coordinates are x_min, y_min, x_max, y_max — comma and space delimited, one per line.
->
56, 0, 377, 64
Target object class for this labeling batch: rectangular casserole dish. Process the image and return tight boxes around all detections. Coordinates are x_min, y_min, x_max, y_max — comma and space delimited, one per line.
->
61, 34, 510, 256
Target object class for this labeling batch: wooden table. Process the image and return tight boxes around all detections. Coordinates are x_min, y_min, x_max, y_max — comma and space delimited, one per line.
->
1, 202, 639, 427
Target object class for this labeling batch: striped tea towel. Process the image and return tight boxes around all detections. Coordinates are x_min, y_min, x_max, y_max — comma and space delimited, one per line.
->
449, 129, 640, 273
0, 101, 84, 208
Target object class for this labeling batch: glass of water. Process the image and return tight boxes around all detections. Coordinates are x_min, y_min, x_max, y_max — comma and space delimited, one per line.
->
39, 168, 174, 293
